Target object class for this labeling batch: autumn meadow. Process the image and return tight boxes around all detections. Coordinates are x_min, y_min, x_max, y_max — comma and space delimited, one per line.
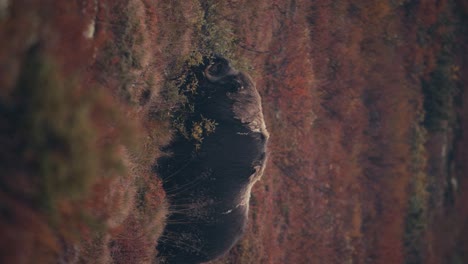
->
1, 0, 467, 263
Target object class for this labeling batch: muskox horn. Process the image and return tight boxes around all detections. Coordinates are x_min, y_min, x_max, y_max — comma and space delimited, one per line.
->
204, 59, 238, 82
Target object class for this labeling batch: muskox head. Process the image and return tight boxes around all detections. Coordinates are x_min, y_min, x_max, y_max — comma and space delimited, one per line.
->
156, 56, 269, 264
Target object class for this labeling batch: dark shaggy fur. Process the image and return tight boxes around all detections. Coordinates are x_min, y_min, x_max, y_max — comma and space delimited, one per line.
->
156, 57, 269, 264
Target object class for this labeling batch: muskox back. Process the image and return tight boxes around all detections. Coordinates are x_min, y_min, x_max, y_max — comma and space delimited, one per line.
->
156, 57, 269, 264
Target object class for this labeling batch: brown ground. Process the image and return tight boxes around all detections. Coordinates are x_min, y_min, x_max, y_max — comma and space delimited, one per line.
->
0, 0, 467, 263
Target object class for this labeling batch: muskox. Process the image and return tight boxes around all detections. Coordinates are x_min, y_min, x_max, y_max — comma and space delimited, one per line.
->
156, 57, 269, 264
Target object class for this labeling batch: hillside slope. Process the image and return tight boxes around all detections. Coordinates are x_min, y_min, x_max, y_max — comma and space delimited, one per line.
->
1, 0, 467, 263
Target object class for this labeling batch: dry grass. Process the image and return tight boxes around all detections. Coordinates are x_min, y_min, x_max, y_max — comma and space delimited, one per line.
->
0, 0, 169, 262
1, 0, 467, 263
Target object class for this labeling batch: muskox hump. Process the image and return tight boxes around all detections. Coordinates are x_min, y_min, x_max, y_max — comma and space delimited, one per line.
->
156, 56, 269, 264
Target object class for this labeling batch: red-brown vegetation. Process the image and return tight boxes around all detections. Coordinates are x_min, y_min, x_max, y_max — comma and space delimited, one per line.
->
1, 0, 467, 263
212, 0, 468, 263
